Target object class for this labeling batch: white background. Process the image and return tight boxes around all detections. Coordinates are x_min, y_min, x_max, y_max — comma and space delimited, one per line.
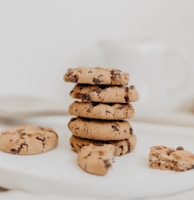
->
0, 0, 194, 111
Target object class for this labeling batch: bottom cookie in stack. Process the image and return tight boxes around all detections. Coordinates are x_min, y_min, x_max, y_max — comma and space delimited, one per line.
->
68, 117, 137, 156
70, 134, 136, 157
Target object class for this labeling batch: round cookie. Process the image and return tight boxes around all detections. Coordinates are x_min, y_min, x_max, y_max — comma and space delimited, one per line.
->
70, 134, 137, 156
70, 84, 139, 103
0, 125, 58, 155
77, 144, 115, 176
64, 67, 129, 85
68, 117, 133, 141
69, 101, 134, 120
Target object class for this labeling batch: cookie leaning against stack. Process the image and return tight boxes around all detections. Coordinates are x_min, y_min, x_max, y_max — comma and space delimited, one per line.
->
64, 67, 139, 175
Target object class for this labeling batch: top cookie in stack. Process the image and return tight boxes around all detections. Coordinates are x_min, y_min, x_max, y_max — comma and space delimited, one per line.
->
64, 67, 139, 157
64, 67, 129, 85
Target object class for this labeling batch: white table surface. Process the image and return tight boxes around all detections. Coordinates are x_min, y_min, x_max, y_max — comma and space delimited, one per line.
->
0, 113, 194, 200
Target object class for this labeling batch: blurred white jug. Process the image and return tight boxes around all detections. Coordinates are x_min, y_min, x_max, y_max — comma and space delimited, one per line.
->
99, 38, 192, 113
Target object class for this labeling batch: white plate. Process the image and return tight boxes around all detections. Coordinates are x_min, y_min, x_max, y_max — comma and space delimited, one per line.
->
0, 116, 194, 199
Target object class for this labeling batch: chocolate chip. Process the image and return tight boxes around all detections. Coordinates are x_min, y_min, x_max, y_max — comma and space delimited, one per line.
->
36, 136, 45, 142
65, 69, 78, 82
103, 159, 112, 169
129, 127, 133, 135
112, 125, 119, 131
123, 87, 130, 102
111, 69, 121, 80
127, 140, 131, 153
11, 143, 28, 154
71, 75, 78, 83
20, 133, 27, 139
124, 97, 129, 102
87, 108, 91, 113
118, 144, 124, 155
65, 68, 73, 76
129, 85, 135, 89
93, 75, 104, 84
94, 88, 101, 94
191, 165, 194, 169
20, 143, 28, 149
81, 94, 91, 101
11, 149, 19, 154
78, 144, 85, 149
176, 146, 184, 150
93, 78, 101, 84
87, 102, 98, 113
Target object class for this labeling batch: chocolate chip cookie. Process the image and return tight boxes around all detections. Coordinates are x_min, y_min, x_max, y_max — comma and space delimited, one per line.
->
70, 84, 139, 103
77, 144, 115, 176
69, 101, 134, 120
70, 134, 137, 156
64, 67, 129, 85
0, 125, 58, 155
68, 117, 133, 141
149, 146, 194, 171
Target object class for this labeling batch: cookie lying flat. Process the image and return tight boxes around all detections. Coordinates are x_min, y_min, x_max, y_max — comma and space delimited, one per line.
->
68, 117, 133, 141
64, 67, 129, 85
77, 144, 115, 176
0, 125, 58, 155
149, 146, 194, 171
69, 101, 134, 120
70, 134, 137, 156
70, 84, 139, 103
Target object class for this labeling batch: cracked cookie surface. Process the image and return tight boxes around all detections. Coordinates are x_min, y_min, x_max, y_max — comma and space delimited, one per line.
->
64, 67, 129, 85
70, 84, 139, 103
68, 117, 133, 141
69, 101, 134, 120
70, 134, 137, 156
149, 146, 194, 171
0, 125, 58, 155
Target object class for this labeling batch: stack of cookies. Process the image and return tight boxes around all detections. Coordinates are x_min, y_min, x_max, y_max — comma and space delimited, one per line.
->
64, 67, 139, 157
